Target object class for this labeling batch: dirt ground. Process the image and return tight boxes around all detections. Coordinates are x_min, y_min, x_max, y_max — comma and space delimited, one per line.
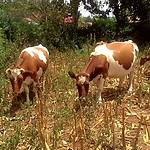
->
1, 59, 150, 150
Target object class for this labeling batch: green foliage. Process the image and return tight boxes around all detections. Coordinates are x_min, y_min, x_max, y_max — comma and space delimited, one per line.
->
0, 0, 149, 51
93, 17, 116, 40
108, 0, 150, 40
0, 0, 74, 50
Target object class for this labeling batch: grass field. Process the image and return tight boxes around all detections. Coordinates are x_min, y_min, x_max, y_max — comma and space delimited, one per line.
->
0, 45, 150, 150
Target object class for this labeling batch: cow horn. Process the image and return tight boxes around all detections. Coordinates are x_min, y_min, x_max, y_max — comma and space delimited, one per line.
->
6, 68, 11, 76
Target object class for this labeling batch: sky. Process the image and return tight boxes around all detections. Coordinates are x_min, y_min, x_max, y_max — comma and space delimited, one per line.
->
65, 0, 109, 17
78, 2, 91, 17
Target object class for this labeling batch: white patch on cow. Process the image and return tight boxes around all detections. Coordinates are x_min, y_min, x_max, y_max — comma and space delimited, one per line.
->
124, 40, 133, 43
131, 43, 139, 53
108, 57, 133, 78
91, 43, 137, 78
79, 76, 86, 85
93, 74, 103, 85
22, 46, 48, 64
91, 44, 113, 62
97, 77, 105, 103
11, 68, 24, 81
38, 44, 49, 55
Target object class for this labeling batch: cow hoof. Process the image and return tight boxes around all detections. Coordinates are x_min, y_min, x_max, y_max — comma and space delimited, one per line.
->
127, 89, 132, 94
97, 99, 102, 104
25, 101, 32, 106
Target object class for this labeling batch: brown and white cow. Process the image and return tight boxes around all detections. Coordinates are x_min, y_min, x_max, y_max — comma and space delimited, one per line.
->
140, 48, 150, 65
68, 40, 139, 103
6, 44, 49, 103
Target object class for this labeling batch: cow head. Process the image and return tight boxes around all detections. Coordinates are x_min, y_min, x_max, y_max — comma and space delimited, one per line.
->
6, 65, 36, 98
140, 56, 148, 66
140, 49, 150, 66
68, 71, 90, 100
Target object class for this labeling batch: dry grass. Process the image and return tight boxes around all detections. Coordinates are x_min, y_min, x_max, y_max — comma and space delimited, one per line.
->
0, 48, 150, 150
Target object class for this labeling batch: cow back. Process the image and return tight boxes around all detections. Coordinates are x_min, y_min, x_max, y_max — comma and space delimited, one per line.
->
18, 45, 49, 73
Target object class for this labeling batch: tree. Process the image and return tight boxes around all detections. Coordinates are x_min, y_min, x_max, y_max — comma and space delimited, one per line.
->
0, 0, 71, 48
108, 0, 150, 40
68, 0, 108, 40
82, 0, 108, 17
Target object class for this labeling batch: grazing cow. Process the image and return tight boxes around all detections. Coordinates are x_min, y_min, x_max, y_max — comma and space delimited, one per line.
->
68, 40, 139, 103
140, 48, 150, 65
6, 44, 49, 103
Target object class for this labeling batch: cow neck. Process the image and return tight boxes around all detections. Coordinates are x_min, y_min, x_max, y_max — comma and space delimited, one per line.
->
81, 56, 97, 81
16, 58, 24, 68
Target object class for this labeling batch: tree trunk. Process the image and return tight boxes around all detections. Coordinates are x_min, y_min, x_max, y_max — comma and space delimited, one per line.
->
113, 0, 120, 39
70, 0, 80, 38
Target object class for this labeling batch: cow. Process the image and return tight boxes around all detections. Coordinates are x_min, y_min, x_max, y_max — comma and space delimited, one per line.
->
68, 40, 139, 103
140, 48, 150, 65
6, 44, 49, 104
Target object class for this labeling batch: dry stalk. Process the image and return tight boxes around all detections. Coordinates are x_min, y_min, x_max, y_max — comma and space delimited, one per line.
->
91, 113, 104, 130
122, 104, 126, 150
109, 102, 113, 123
126, 106, 141, 120
102, 101, 109, 135
143, 117, 150, 140
35, 85, 50, 150
110, 102, 115, 149
73, 109, 77, 150
133, 115, 143, 149
137, 66, 142, 103
148, 87, 150, 107
111, 119, 115, 150
79, 101, 84, 150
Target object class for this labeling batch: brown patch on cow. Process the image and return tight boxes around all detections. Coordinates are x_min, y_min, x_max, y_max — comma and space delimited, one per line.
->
23, 71, 38, 82
107, 43, 134, 70
18, 50, 48, 73
85, 55, 109, 80
16, 58, 24, 67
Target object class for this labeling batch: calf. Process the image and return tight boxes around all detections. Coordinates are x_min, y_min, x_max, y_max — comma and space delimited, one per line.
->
140, 48, 150, 65
6, 44, 49, 103
68, 40, 139, 103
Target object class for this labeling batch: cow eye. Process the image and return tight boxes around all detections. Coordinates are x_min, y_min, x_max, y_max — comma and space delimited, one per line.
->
9, 75, 14, 80
84, 81, 89, 85
76, 83, 80, 87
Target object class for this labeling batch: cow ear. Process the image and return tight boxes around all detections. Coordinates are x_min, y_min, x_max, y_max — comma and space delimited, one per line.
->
20, 68, 25, 74
6, 68, 11, 76
68, 71, 76, 79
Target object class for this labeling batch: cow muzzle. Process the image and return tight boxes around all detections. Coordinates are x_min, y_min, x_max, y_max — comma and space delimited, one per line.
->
13, 92, 21, 98
73, 96, 87, 112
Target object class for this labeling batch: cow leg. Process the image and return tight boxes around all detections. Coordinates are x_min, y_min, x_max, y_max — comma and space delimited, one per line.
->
97, 77, 105, 103
33, 82, 42, 98
128, 70, 134, 92
33, 82, 37, 93
118, 77, 124, 90
24, 84, 30, 104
